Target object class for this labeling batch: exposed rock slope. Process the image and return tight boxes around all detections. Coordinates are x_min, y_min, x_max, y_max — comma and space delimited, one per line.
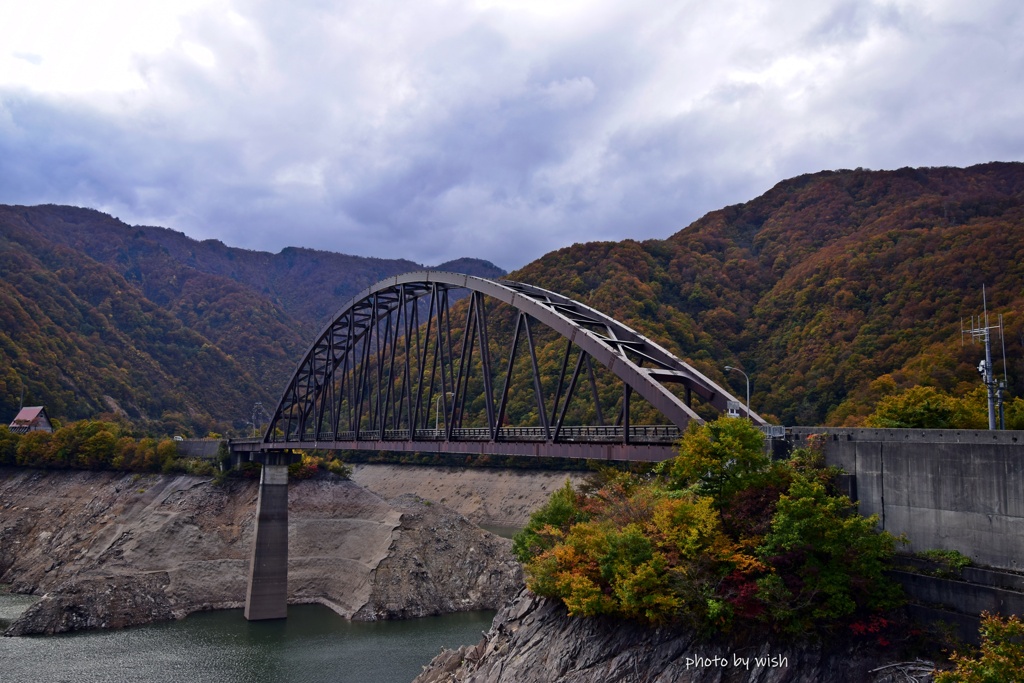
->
350, 464, 588, 528
415, 589, 935, 683
354, 495, 520, 620
0, 468, 521, 635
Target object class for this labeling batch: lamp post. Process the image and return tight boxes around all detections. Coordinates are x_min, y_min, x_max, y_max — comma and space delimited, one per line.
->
251, 401, 267, 438
434, 392, 455, 431
724, 366, 750, 418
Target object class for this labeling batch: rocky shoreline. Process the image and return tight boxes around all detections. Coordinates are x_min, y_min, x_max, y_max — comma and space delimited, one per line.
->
413, 589, 938, 683
2, 466, 942, 682
0, 467, 522, 635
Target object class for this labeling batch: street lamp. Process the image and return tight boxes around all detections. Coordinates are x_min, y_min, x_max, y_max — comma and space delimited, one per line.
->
434, 392, 455, 431
251, 401, 267, 438
724, 366, 750, 418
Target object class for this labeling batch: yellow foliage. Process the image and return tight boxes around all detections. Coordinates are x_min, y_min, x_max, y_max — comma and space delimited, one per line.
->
612, 554, 682, 624
649, 495, 725, 561
558, 572, 611, 617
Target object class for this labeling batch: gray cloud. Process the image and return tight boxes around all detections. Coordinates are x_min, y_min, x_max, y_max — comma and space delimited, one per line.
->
1, 0, 1023, 269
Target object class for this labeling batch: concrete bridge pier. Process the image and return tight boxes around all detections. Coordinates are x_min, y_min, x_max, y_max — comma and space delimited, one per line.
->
244, 451, 295, 620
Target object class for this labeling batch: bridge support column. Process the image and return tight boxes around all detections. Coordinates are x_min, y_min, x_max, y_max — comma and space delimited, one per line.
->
244, 458, 290, 620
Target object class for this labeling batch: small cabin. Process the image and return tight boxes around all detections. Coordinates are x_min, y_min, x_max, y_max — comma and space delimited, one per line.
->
8, 406, 54, 435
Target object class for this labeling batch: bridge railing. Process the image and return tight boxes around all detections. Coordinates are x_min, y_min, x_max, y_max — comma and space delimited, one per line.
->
258, 424, 790, 451
269, 425, 683, 445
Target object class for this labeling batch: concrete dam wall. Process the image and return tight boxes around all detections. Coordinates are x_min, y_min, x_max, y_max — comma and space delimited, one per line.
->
790, 427, 1024, 572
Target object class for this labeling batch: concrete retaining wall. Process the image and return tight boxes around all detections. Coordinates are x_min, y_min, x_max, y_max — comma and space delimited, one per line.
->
893, 570, 1024, 620
789, 428, 1024, 572
175, 439, 225, 459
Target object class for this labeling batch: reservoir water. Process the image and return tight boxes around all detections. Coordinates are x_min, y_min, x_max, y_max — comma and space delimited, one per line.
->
0, 594, 493, 683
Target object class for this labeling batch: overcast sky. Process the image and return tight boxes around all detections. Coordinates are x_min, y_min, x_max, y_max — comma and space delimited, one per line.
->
1, 1, 1021, 270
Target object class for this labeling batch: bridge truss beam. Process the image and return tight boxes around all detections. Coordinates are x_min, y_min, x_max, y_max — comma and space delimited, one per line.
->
264, 271, 764, 461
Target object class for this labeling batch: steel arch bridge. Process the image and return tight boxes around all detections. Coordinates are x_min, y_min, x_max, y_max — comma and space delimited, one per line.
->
262, 271, 764, 462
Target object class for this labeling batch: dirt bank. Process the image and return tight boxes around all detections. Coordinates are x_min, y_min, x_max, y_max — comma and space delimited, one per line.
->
349, 464, 589, 528
0, 468, 521, 635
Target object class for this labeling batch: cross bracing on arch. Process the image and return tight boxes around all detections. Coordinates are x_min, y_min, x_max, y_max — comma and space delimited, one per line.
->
263, 271, 764, 461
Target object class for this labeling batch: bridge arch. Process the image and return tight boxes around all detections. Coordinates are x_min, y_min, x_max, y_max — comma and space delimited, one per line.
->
263, 271, 764, 461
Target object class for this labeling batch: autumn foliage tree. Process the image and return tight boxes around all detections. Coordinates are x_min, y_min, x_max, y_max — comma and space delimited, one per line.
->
515, 417, 902, 637
0, 420, 217, 475
935, 613, 1024, 683
865, 385, 1024, 429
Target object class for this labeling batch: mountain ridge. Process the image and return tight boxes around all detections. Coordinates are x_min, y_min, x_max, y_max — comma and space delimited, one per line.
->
0, 204, 505, 433
512, 162, 1024, 424
3, 161, 1023, 430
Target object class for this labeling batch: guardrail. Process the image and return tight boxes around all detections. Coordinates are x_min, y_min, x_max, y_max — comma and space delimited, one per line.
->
264, 423, 792, 446
271, 425, 684, 445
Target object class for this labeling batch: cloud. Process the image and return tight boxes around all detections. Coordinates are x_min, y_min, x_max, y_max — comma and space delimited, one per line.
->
1, 0, 1023, 269
12, 52, 43, 66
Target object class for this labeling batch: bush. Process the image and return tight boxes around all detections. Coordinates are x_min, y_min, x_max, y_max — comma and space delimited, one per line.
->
286, 452, 354, 479
918, 549, 972, 578
325, 458, 352, 478
755, 476, 902, 634
288, 453, 321, 479
513, 480, 584, 562
935, 612, 1024, 683
864, 385, 1017, 430
516, 417, 903, 637
163, 457, 217, 477
0, 425, 18, 465
666, 418, 769, 499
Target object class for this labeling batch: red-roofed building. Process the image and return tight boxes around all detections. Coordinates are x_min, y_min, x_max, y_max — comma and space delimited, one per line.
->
8, 406, 53, 435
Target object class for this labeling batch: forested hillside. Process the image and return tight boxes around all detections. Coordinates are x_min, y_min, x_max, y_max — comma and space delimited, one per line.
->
0, 205, 504, 433
0, 218, 255, 435
3, 162, 1022, 432
513, 162, 1024, 425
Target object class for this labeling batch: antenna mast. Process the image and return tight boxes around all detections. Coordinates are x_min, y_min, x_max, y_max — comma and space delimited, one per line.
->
961, 285, 1005, 430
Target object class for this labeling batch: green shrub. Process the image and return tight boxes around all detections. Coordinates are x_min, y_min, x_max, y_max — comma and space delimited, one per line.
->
755, 476, 903, 633
0, 425, 21, 465
174, 458, 217, 476
325, 458, 352, 478
918, 549, 972, 578
513, 480, 584, 562
666, 418, 769, 499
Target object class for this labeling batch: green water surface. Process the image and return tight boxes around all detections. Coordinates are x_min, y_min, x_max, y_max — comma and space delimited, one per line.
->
0, 598, 493, 683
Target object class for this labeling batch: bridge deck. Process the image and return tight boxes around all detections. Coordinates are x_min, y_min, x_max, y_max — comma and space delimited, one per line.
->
234, 426, 683, 461
272, 439, 676, 461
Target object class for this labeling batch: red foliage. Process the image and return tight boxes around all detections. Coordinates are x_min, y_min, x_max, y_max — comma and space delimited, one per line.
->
719, 569, 765, 620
